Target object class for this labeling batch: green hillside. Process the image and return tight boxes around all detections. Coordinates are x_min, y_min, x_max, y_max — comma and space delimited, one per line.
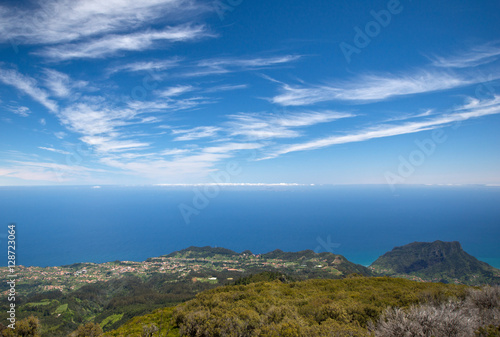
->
4, 276, 499, 337
106, 276, 470, 337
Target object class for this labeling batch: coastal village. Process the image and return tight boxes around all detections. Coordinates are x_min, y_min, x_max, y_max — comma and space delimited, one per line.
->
2, 244, 490, 300
0, 249, 340, 296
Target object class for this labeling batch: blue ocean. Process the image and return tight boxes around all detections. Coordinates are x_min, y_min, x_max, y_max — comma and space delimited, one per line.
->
1, 185, 499, 269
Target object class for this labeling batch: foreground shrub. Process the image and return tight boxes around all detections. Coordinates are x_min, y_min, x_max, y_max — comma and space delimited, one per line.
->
371, 286, 500, 337
0, 316, 41, 337
71, 322, 104, 337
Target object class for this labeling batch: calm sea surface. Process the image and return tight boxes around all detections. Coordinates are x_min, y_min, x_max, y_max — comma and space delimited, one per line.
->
0, 185, 499, 268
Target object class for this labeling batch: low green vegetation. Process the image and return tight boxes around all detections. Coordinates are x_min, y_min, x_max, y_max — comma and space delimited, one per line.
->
171, 276, 468, 336
102, 276, 499, 336
54, 303, 68, 314
101, 314, 124, 329
4, 275, 499, 337
0, 275, 218, 336
24, 300, 52, 307
104, 308, 179, 337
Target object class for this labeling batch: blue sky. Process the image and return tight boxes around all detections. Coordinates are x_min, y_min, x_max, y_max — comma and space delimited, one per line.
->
0, 0, 499, 186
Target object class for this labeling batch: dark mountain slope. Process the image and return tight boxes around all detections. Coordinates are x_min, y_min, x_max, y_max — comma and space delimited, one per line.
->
370, 241, 500, 285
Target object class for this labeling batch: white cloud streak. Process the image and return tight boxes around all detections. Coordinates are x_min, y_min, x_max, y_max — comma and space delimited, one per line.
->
0, 0, 210, 45
58, 102, 152, 153
80, 136, 150, 153
203, 84, 248, 93
1, 160, 104, 182
37, 25, 212, 60
127, 96, 212, 112
227, 110, 355, 140
181, 55, 301, 77
430, 42, 500, 68
99, 142, 262, 181
0, 67, 58, 112
158, 85, 194, 97
107, 59, 181, 75
172, 126, 220, 141
160, 148, 191, 156
38, 146, 72, 155
197, 55, 301, 69
271, 71, 480, 106
9, 106, 31, 117
263, 96, 500, 159
43, 69, 88, 97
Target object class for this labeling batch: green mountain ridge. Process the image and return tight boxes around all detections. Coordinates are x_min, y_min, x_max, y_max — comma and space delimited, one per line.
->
370, 240, 500, 285
164, 246, 241, 258
163, 246, 373, 278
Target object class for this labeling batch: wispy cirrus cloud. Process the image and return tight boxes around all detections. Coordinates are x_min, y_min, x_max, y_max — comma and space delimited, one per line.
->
38, 146, 72, 155
127, 96, 213, 112
202, 142, 263, 154
181, 55, 301, 77
98, 111, 353, 179
270, 44, 500, 107
383, 109, 435, 123
0, 160, 104, 182
107, 55, 298, 80
0, 67, 58, 112
99, 141, 262, 181
271, 71, 481, 106
109, 55, 299, 80
430, 42, 500, 68
57, 101, 154, 153
172, 126, 221, 141
80, 136, 150, 153
158, 85, 194, 97
0, 0, 211, 45
107, 59, 181, 75
8, 106, 31, 117
154, 83, 246, 102
37, 25, 213, 60
43, 69, 88, 98
160, 148, 191, 156
119, 110, 355, 177
59, 102, 133, 136
227, 110, 355, 140
202, 84, 248, 93
263, 96, 500, 159
197, 55, 301, 69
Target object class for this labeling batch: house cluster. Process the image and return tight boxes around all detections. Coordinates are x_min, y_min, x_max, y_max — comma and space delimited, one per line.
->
73, 268, 87, 276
